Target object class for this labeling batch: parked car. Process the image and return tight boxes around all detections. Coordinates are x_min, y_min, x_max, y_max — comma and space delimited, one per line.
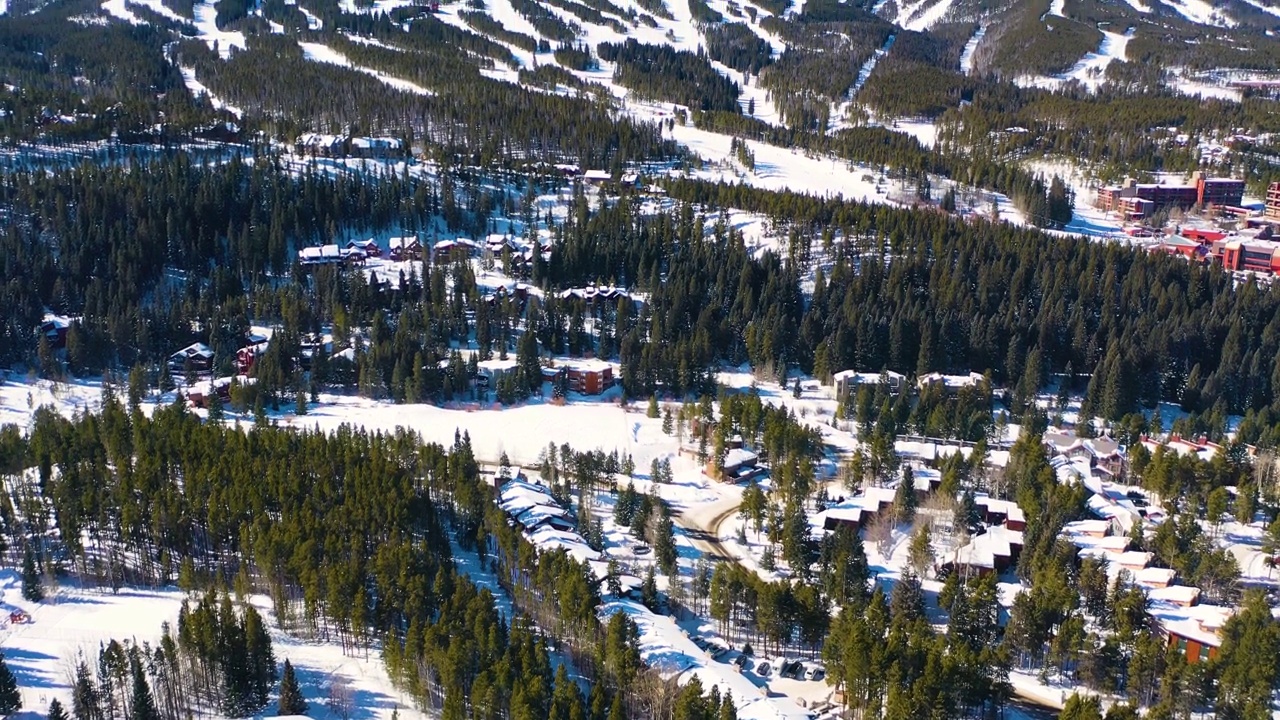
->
807, 666, 825, 682
756, 661, 771, 677
733, 654, 750, 670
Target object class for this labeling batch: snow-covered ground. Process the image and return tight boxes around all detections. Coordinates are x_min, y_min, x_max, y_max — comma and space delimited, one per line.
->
298, 41, 434, 95
1014, 28, 1134, 93
1169, 72, 1244, 102
0, 376, 105, 431
180, 65, 244, 117
100, 0, 142, 24
0, 571, 421, 720
129, 0, 190, 22
193, 0, 246, 58
900, 0, 955, 31
1240, 0, 1280, 17
1021, 157, 1125, 240
1158, 0, 1236, 26
958, 24, 985, 74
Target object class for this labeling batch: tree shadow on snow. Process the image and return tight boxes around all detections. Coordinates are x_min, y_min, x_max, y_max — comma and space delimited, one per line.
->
290, 661, 401, 720
3, 647, 62, 689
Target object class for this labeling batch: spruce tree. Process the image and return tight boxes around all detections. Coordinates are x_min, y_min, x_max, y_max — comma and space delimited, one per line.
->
277, 659, 307, 716
0, 654, 19, 716
71, 660, 98, 720
47, 698, 69, 720
21, 545, 43, 602
129, 656, 159, 720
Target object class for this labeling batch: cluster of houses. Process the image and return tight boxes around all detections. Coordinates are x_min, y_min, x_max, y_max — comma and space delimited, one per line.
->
488, 466, 643, 598
163, 329, 321, 409
295, 234, 558, 271
1105, 175, 1280, 278
1095, 172, 1246, 222
474, 357, 616, 396
833, 369, 986, 400
810, 420, 1256, 665
295, 133, 407, 159
1038, 427, 1266, 665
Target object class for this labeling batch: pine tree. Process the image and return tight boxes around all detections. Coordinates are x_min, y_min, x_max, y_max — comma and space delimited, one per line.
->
0, 655, 19, 716
129, 656, 159, 720
647, 395, 659, 418
893, 467, 916, 524
277, 659, 307, 716
907, 524, 933, 577
654, 512, 677, 576
22, 545, 43, 602
244, 605, 277, 711
207, 390, 224, 421
72, 660, 99, 720
47, 698, 69, 720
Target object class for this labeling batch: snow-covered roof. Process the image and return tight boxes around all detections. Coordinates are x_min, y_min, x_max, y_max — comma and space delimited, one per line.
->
810, 486, 896, 535
296, 132, 343, 147
1064, 519, 1111, 537
833, 369, 906, 384
527, 525, 600, 564
1149, 584, 1202, 606
583, 169, 611, 181
478, 359, 519, 375
170, 342, 213, 360
975, 496, 1025, 525
947, 525, 1023, 570
722, 447, 758, 470
1153, 602, 1231, 648
41, 312, 71, 329
388, 236, 420, 250
299, 244, 364, 263
349, 136, 402, 150
918, 372, 986, 390
1115, 550, 1153, 568
563, 359, 613, 373
1135, 567, 1177, 587
499, 478, 554, 508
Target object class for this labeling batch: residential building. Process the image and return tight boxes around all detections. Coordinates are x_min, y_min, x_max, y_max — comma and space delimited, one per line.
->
1266, 181, 1280, 222
564, 360, 614, 395
1156, 604, 1229, 664
1155, 234, 1209, 260
430, 238, 480, 263
388, 236, 422, 261
298, 244, 364, 266
1216, 228, 1280, 274
477, 358, 519, 388
917, 372, 986, 395
974, 496, 1027, 531
39, 313, 71, 349
1097, 173, 1242, 217
833, 369, 906, 398
236, 341, 268, 375
295, 133, 345, 157
169, 342, 214, 374
348, 136, 404, 159
1194, 171, 1245, 208
941, 525, 1024, 576
347, 239, 381, 258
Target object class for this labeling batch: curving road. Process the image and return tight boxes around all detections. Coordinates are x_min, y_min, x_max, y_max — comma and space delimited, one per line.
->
672, 496, 742, 564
